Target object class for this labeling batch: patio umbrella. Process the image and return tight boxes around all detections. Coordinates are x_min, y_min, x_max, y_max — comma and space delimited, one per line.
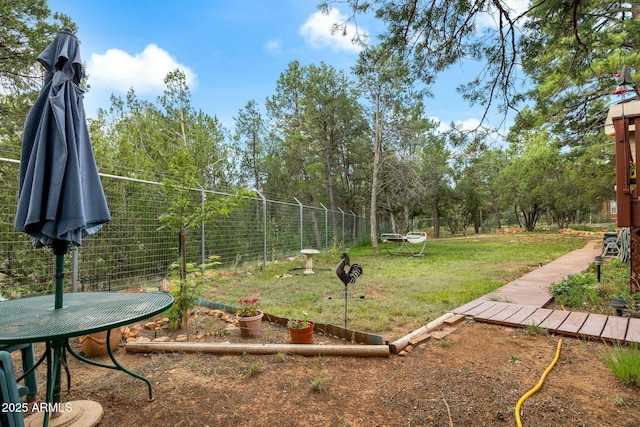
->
14, 28, 110, 309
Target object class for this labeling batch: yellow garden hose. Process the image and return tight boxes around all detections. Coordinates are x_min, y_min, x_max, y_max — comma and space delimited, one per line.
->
515, 339, 563, 427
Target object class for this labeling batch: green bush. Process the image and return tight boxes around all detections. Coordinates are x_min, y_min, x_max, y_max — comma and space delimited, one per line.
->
549, 273, 598, 308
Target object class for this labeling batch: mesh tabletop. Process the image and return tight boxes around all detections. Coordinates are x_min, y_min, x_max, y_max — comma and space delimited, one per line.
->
0, 292, 173, 344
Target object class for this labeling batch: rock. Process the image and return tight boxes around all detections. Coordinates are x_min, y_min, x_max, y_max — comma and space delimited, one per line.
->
159, 278, 171, 292
152, 336, 171, 342
134, 337, 151, 343
176, 335, 189, 342
144, 322, 158, 330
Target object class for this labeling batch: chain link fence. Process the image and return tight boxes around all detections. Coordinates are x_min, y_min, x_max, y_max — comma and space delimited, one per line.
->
0, 157, 367, 297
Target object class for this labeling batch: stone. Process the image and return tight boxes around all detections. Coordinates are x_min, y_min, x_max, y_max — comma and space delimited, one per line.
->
144, 322, 158, 330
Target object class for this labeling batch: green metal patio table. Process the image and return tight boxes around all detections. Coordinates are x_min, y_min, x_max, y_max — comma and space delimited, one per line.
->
0, 291, 173, 426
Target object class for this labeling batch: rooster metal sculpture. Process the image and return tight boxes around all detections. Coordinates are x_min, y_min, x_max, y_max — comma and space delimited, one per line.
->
336, 252, 362, 286
336, 252, 362, 341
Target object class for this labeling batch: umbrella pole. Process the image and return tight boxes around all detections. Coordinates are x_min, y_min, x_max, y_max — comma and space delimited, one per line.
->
53, 240, 68, 309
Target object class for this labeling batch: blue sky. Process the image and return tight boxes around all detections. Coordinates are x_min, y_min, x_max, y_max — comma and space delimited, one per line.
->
47, 0, 524, 134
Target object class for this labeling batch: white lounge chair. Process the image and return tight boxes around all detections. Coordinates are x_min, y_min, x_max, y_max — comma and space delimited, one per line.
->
381, 231, 427, 257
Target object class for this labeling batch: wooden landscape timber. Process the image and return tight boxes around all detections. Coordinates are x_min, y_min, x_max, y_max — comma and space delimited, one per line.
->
125, 341, 391, 357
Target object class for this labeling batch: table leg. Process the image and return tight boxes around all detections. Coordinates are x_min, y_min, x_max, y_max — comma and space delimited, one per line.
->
64, 330, 154, 401
43, 340, 65, 427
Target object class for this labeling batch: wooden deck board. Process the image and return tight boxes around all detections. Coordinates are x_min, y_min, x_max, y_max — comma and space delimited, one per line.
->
601, 316, 629, 342
471, 302, 512, 322
501, 305, 539, 327
625, 318, 640, 343
453, 299, 486, 315
523, 308, 553, 326
486, 304, 526, 323
463, 301, 498, 317
578, 314, 608, 338
555, 311, 589, 335
539, 310, 571, 331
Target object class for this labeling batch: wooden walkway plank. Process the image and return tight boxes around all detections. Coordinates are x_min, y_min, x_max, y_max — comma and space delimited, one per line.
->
501, 305, 540, 327
471, 302, 512, 322
486, 304, 526, 323
601, 316, 629, 342
578, 314, 608, 339
453, 299, 486, 315
539, 310, 571, 332
555, 311, 589, 335
447, 244, 640, 345
462, 301, 498, 317
522, 308, 553, 327
625, 318, 640, 343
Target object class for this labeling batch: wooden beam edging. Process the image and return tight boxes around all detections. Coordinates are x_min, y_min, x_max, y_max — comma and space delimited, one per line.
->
196, 300, 385, 346
125, 342, 390, 357
389, 312, 455, 353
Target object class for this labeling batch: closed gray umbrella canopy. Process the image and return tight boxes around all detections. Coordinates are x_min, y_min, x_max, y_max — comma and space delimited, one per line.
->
15, 28, 110, 248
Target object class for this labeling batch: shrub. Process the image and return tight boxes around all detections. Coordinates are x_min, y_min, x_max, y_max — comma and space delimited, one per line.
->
549, 273, 598, 308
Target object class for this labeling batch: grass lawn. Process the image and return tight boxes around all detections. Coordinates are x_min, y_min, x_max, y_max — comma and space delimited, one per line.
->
201, 233, 592, 338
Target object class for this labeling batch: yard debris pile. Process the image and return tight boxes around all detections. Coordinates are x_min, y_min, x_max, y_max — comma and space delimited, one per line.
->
558, 228, 610, 237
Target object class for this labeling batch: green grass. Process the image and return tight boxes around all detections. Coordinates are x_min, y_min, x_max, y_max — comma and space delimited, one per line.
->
604, 344, 640, 387
201, 233, 590, 337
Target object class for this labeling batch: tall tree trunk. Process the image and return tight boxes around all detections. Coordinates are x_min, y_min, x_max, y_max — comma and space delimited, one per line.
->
179, 231, 189, 331
370, 111, 382, 252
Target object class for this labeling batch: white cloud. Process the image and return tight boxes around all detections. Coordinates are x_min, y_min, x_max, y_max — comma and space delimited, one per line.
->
86, 44, 197, 94
265, 39, 282, 54
431, 116, 485, 134
299, 8, 366, 53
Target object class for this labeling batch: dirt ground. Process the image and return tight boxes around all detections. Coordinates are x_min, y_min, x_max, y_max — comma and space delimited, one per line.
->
16, 309, 640, 427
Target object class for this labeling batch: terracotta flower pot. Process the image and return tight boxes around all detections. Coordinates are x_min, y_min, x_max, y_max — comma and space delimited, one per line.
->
236, 310, 264, 338
289, 321, 314, 344
79, 328, 122, 357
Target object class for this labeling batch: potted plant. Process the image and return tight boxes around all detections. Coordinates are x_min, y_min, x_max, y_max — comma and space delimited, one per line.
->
288, 312, 314, 344
236, 298, 263, 338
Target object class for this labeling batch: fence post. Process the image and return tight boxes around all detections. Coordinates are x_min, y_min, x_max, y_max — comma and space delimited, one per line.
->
349, 210, 356, 244
196, 182, 206, 269
255, 189, 267, 268
71, 246, 78, 292
294, 197, 303, 251
338, 208, 345, 250
320, 203, 328, 249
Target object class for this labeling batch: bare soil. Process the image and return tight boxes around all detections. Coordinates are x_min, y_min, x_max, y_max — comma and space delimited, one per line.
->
19, 310, 640, 427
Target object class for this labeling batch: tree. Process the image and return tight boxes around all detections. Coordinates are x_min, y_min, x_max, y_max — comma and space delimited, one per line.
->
331, 0, 637, 139
233, 100, 269, 191
417, 129, 452, 238
0, 0, 73, 150
353, 46, 427, 251
266, 61, 368, 247
522, 1, 640, 139
325, 0, 530, 124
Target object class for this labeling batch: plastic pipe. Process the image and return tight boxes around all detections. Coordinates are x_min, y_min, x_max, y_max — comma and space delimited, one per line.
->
515, 339, 563, 427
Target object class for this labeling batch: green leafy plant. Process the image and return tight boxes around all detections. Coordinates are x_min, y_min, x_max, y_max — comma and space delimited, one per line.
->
236, 298, 261, 317
549, 273, 598, 308
287, 311, 312, 329
166, 255, 220, 331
